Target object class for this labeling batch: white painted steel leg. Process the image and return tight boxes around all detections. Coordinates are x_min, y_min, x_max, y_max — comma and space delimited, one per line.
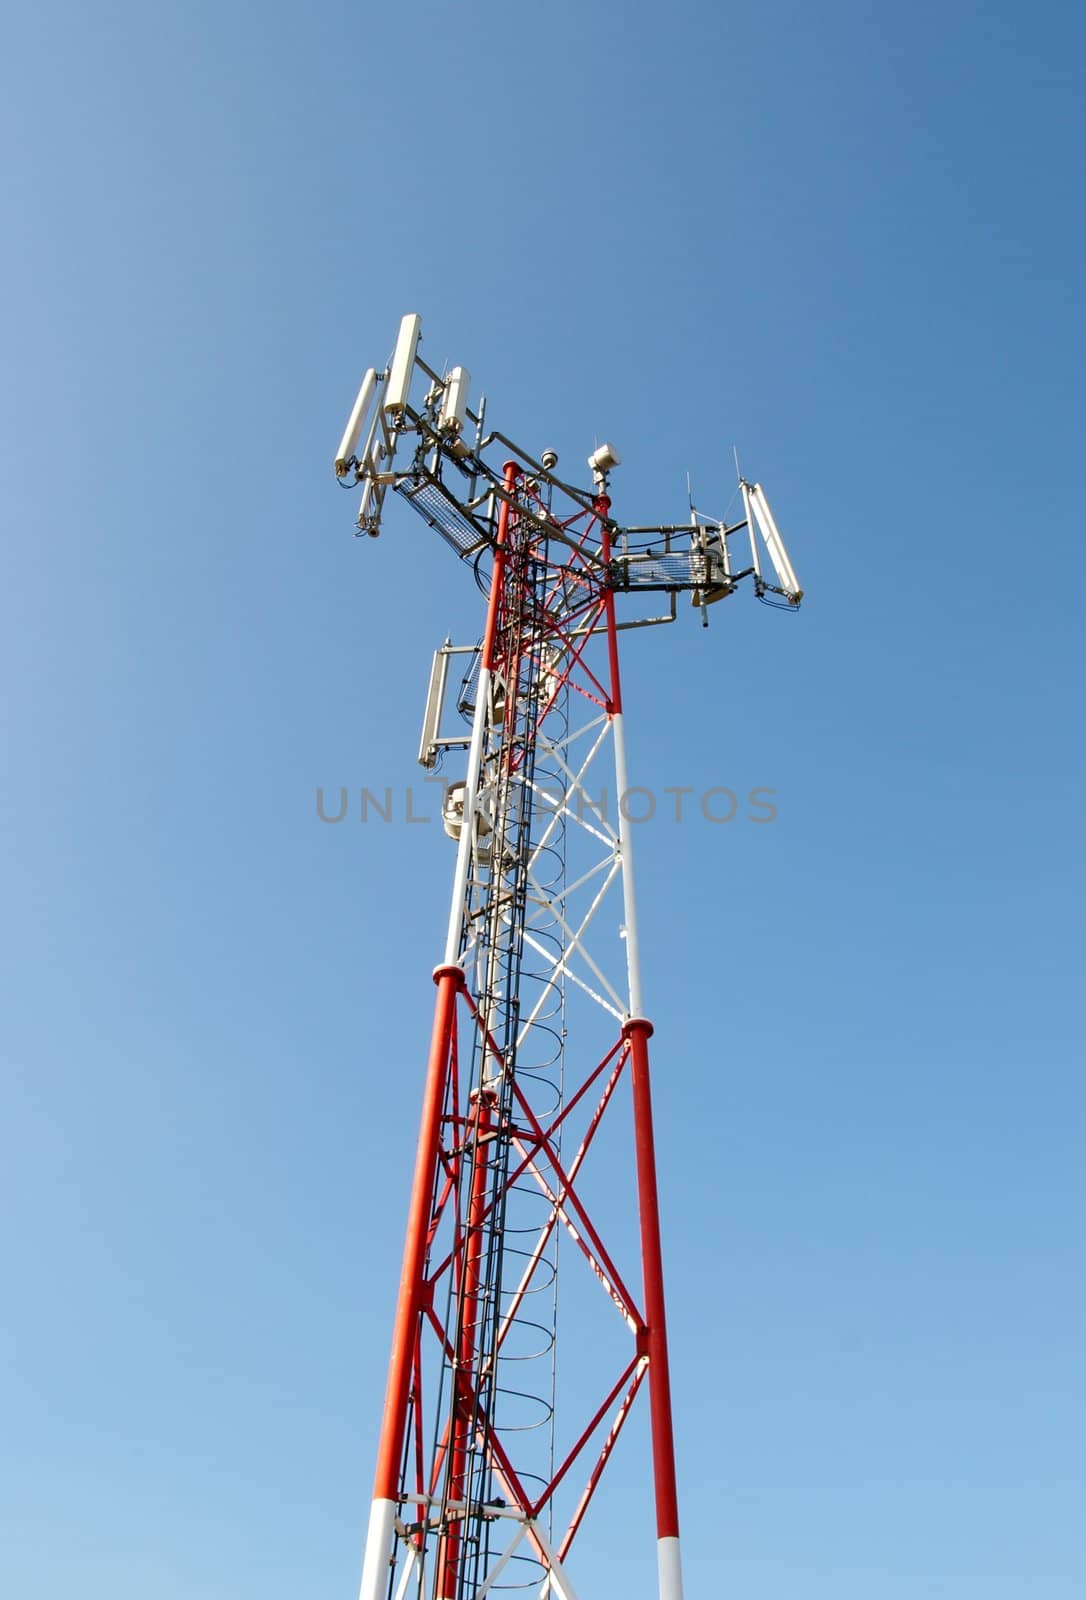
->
657, 1535, 684, 1600
611, 711, 644, 1019
358, 1497, 397, 1600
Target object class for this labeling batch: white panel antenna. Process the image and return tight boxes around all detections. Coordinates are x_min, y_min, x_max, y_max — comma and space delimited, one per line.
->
740, 479, 762, 583
439, 366, 471, 437
745, 481, 803, 603
334, 367, 378, 476
417, 643, 475, 767
383, 313, 422, 417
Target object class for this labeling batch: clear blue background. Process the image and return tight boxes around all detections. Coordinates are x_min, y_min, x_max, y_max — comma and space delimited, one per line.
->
2, 1, 1083, 1596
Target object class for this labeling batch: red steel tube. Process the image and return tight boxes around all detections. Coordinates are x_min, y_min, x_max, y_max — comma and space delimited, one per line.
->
625, 1017, 680, 1542
482, 462, 521, 672
371, 964, 465, 1501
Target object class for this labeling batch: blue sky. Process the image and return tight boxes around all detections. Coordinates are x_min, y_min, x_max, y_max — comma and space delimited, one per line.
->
2, 1, 1084, 1596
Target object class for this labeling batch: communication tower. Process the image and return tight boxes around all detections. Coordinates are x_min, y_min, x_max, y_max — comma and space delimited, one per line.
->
334, 314, 803, 1600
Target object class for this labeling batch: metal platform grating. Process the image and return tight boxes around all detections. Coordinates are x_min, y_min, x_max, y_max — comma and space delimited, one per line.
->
612, 551, 700, 588
395, 474, 495, 558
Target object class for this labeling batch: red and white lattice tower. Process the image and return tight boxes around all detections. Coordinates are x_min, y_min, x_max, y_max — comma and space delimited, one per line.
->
333, 315, 803, 1600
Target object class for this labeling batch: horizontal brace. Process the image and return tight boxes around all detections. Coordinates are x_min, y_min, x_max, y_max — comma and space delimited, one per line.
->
478, 431, 604, 518
621, 517, 749, 537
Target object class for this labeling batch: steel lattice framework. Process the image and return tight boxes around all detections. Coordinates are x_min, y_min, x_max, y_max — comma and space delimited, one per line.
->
333, 315, 803, 1600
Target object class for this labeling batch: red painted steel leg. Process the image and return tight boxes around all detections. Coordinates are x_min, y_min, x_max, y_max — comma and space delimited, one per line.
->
358, 964, 464, 1600
626, 1017, 684, 1599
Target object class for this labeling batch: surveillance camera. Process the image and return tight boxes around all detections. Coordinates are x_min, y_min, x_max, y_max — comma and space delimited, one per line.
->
587, 442, 621, 477
541, 449, 559, 471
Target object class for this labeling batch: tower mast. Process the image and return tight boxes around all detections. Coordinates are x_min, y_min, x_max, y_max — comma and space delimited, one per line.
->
334, 315, 803, 1600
